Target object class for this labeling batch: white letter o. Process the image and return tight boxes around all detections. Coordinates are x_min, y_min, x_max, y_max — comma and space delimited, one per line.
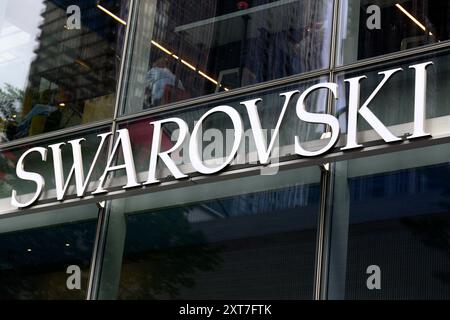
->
189, 106, 243, 174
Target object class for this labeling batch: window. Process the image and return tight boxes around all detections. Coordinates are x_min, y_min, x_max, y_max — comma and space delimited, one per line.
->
327, 143, 450, 299
334, 49, 450, 145
0, 204, 99, 299
0, 0, 129, 143
122, 0, 333, 115
337, 0, 450, 65
0, 126, 111, 213
112, 76, 330, 187
98, 166, 321, 299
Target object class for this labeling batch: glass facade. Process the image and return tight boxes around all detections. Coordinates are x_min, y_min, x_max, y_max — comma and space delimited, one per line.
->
337, 0, 450, 65
0, 0, 449, 300
122, 0, 333, 114
0, 204, 99, 299
98, 167, 321, 299
113, 76, 329, 184
0, 0, 129, 143
328, 144, 450, 299
334, 49, 450, 142
0, 125, 111, 214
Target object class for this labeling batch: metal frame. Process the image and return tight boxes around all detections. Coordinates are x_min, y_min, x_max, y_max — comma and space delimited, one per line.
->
85, 0, 137, 300
313, 0, 341, 300
86, 205, 107, 300
1, 0, 450, 300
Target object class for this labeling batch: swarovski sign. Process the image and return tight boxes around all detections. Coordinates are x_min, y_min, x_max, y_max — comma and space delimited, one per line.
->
11, 62, 433, 208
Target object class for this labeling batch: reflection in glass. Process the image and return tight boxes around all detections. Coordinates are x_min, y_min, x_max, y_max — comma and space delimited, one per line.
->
98, 167, 321, 299
114, 78, 329, 184
0, 0, 129, 143
0, 205, 99, 299
338, 0, 450, 65
123, 0, 333, 114
328, 144, 450, 299
334, 50, 450, 139
0, 126, 111, 213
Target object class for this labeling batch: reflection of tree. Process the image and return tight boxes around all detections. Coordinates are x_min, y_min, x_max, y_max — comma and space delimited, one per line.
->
0, 81, 19, 193
401, 166, 450, 285
0, 84, 23, 119
118, 210, 223, 299
0, 150, 16, 197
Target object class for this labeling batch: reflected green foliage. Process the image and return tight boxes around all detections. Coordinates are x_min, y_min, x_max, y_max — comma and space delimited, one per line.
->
0, 84, 23, 119
118, 210, 223, 299
0, 151, 16, 198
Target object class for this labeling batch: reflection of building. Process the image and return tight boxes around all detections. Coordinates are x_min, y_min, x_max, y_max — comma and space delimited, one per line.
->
128, 0, 332, 113
14, 0, 125, 139
126, 0, 218, 113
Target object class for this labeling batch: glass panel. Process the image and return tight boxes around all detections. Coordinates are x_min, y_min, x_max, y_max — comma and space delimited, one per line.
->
327, 143, 450, 299
0, 204, 99, 299
98, 77, 329, 187
0, 0, 129, 143
0, 126, 111, 214
338, 0, 450, 65
334, 49, 450, 146
98, 166, 321, 299
122, 0, 333, 115
111, 77, 329, 188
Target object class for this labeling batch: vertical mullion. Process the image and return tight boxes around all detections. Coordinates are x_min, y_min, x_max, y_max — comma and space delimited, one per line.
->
112, 0, 138, 121
86, 0, 138, 300
86, 205, 108, 300
313, 0, 341, 300
313, 167, 331, 300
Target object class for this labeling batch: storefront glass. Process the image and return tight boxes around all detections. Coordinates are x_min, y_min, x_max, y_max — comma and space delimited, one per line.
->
1, 0, 450, 301
0, 126, 111, 214
337, 0, 450, 65
0, 0, 129, 143
111, 77, 330, 188
0, 204, 99, 299
327, 143, 450, 299
122, 0, 333, 115
98, 166, 321, 299
334, 49, 450, 146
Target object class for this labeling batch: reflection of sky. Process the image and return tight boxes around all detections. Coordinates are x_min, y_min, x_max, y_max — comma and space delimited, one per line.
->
0, 0, 45, 90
